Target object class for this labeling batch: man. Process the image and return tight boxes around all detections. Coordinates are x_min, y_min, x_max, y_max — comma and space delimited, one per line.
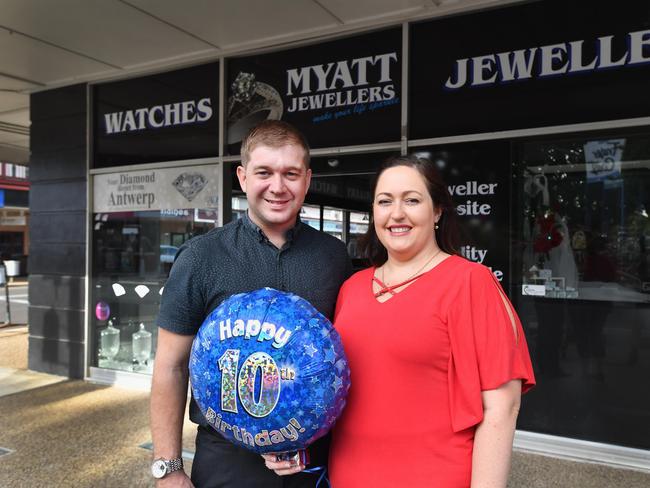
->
150, 120, 352, 487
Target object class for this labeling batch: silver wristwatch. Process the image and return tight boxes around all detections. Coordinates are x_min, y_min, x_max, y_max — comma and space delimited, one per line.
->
151, 457, 184, 479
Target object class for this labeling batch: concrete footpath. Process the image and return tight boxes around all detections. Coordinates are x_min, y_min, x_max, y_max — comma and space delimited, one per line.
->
1, 325, 649, 486
1, 371, 649, 488
0, 368, 197, 488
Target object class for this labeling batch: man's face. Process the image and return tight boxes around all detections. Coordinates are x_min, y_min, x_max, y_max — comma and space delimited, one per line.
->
236, 144, 311, 236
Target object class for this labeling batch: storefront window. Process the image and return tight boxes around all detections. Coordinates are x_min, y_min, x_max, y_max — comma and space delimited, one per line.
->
514, 132, 650, 449
518, 135, 650, 302
91, 163, 221, 374
232, 197, 369, 257
92, 209, 217, 373
347, 211, 369, 259
231, 196, 248, 221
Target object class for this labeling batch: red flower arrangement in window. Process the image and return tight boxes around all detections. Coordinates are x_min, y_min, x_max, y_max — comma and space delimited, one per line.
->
533, 213, 563, 254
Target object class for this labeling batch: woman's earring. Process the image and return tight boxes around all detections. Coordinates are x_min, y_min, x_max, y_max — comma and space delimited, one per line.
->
434, 223, 439, 230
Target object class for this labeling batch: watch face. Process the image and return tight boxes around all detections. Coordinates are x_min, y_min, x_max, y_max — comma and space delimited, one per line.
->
151, 459, 167, 479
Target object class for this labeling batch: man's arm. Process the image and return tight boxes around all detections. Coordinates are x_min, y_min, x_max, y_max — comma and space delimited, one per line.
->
150, 327, 195, 487
470, 379, 522, 488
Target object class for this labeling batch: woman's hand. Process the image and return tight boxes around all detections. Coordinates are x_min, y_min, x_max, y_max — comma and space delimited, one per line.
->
261, 452, 306, 476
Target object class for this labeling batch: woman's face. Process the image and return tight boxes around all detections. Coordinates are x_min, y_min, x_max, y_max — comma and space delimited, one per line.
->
373, 165, 441, 259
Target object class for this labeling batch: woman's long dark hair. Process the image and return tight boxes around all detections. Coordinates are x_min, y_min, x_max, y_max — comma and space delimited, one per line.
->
359, 154, 460, 266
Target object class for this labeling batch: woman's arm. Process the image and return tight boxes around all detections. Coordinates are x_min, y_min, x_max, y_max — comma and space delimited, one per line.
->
471, 379, 522, 488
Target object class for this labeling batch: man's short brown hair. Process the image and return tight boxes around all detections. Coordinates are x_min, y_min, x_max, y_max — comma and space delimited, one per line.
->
240, 120, 310, 168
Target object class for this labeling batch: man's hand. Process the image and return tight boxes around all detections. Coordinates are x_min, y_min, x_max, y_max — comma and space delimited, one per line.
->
156, 470, 194, 487
150, 329, 195, 487
261, 452, 305, 476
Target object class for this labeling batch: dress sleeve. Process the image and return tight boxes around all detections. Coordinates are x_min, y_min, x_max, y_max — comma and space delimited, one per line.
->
447, 264, 535, 432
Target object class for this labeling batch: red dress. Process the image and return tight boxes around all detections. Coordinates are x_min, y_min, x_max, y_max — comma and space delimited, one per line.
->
329, 255, 535, 488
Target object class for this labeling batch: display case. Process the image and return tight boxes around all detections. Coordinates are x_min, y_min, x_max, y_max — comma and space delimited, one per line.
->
91, 163, 222, 374
518, 135, 650, 304
514, 131, 650, 449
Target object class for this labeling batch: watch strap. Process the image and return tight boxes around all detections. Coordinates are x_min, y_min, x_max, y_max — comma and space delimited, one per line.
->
166, 457, 184, 474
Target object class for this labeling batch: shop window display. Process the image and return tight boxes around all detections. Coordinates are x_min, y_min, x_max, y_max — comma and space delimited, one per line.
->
514, 132, 650, 450
233, 196, 368, 258
92, 209, 217, 373
520, 137, 650, 301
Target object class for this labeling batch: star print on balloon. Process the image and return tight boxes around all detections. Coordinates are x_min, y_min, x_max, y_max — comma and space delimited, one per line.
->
189, 288, 351, 454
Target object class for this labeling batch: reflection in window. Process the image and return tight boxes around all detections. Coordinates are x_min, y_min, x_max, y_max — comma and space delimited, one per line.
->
520, 137, 650, 302
92, 209, 217, 374
515, 132, 650, 450
232, 197, 368, 259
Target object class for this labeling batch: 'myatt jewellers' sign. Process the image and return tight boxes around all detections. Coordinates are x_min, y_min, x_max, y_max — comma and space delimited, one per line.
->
93, 62, 219, 168
285, 53, 398, 113
226, 28, 401, 152
445, 29, 650, 89
93, 164, 221, 218
409, 0, 650, 139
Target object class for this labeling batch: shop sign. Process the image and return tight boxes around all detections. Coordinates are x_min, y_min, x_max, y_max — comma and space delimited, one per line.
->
521, 284, 546, 296
103, 98, 213, 134
584, 139, 624, 182
415, 141, 511, 285
93, 164, 221, 218
226, 28, 401, 152
309, 178, 371, 203
444, 30, 650, 90
409, 0, 650, 139
0, 215, 26, 226
93, 62, 220, 168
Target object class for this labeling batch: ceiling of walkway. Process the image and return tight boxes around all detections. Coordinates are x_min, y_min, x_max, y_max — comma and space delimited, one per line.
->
0, 0, 517, 164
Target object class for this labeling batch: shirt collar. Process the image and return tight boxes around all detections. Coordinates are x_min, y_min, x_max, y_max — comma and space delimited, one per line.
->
241, 211, 303, 245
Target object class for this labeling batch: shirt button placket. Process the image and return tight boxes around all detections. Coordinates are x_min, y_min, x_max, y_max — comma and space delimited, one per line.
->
277, 249, 285, 291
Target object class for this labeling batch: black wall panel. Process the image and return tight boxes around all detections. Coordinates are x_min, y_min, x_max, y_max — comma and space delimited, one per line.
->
31, 84, 87, 121
28, 244, 86, 276
30, 115, 86, 153
29, 212, 86, 243
28, 336, 84, 379
30, 181, 86, 213
29, 83, 87, 378
30, 148, 87, 182
28, 307, 85, 343
28, 275, 85, 309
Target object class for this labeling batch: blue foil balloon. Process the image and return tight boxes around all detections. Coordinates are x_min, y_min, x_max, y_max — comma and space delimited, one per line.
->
189, 288, 350, 454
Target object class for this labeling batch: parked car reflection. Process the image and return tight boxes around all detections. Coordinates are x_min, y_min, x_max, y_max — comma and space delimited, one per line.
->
160, 245, 178, 264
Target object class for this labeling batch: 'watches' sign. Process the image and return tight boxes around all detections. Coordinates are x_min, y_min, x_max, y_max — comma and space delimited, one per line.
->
93, 62, 219, 168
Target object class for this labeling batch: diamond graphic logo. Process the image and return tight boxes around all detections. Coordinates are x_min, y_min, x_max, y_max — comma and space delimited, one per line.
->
172, 172, 207, 202
227, 71, 283, 145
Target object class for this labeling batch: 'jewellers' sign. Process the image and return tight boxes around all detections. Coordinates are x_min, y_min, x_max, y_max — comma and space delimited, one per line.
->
93, 62, 219, 168
445, 29, 650, 89
93, 164, 221, 218
409, 0, 650, 139
226, 28, 401, 153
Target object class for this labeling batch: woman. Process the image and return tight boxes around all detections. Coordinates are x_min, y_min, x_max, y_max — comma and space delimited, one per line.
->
328, 155, 535, 487
264, 155, 535, 485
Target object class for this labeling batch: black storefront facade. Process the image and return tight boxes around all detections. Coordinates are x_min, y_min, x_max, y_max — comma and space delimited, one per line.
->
29, 0, 650, 469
